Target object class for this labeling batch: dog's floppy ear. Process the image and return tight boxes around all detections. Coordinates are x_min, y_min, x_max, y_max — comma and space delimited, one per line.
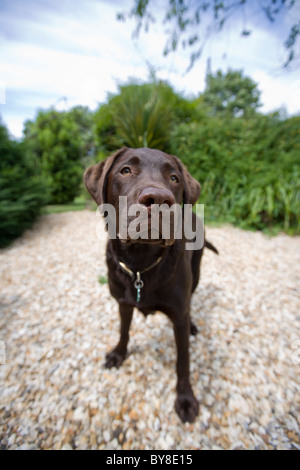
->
181, 164, 201, 205
170, 154, 201, 205
84, 148, 128, 205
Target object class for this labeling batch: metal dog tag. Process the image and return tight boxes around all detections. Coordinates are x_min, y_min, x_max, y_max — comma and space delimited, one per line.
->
134, 271, 144, 303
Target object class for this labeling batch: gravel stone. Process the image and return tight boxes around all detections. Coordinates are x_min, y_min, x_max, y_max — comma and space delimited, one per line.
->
0, 211, 300, 449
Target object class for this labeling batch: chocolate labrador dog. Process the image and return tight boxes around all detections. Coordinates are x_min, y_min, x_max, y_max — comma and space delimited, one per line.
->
84, 147, 218, 423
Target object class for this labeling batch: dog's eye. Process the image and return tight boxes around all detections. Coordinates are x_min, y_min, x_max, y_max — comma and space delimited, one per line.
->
121, 167, 131, 175
170, 174, 179, 183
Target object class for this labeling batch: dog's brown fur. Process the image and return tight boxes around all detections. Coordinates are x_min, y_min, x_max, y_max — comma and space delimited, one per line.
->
84, 147, 218, 423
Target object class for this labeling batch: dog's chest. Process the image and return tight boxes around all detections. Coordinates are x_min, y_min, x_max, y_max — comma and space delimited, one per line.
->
110, 267, 166, 315
120, 277, 159, 311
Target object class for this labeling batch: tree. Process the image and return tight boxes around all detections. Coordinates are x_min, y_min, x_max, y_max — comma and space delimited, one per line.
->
203, 69, 261, 117
0, 122, 47, 247
118, 0, 300, 70
24, 107, 95, 204
67, 106, 97, 167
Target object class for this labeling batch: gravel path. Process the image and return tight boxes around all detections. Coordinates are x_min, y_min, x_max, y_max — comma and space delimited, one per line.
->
0, 210, 300, 450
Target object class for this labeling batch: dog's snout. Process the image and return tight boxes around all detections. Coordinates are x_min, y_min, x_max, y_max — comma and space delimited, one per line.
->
138, 187, 175, 208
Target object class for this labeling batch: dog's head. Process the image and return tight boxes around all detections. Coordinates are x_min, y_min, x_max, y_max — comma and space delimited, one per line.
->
84, 147, 201, 246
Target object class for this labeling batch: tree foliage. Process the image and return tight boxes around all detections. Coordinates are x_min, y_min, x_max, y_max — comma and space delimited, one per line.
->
118, 0, 300, 70
24, 107, 95, 204
203, 69, 261, 117
0, 122, 48, 248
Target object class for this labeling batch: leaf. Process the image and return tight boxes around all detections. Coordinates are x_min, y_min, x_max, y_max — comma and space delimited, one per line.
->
241, 30, 251, 37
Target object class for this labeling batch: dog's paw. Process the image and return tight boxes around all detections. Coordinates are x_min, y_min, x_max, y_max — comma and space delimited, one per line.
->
175, 392, 199, 423
104, 349, 125, 369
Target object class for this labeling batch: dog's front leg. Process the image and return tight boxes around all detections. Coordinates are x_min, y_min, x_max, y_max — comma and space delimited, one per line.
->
105, 303, 133, 368
173, 315, 199, 423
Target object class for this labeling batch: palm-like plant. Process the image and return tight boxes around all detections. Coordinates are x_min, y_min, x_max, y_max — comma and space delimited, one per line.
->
111, 83, 172, 150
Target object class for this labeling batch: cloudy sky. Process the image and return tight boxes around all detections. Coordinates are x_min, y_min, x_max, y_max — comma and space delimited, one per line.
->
0, 0, 300, 138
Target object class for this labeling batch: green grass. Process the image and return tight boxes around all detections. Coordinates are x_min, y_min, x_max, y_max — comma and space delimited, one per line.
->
98, 275, 108, 285
42, 196, 97, 214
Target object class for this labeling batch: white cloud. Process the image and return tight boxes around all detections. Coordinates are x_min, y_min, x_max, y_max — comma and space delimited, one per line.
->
252, 71, 300, 115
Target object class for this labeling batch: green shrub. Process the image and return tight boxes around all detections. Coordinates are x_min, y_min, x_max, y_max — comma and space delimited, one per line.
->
171, 114, 300, 233
0, 124, 48, 248
112, 83, 172, 149
94, 79, 201, 153
94, 82, 172, 151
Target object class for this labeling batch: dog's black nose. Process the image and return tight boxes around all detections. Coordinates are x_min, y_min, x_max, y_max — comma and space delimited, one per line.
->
138, 187, 175, 208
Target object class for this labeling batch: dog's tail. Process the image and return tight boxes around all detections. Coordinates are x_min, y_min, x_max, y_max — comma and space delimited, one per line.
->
205, 239, 219, 255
